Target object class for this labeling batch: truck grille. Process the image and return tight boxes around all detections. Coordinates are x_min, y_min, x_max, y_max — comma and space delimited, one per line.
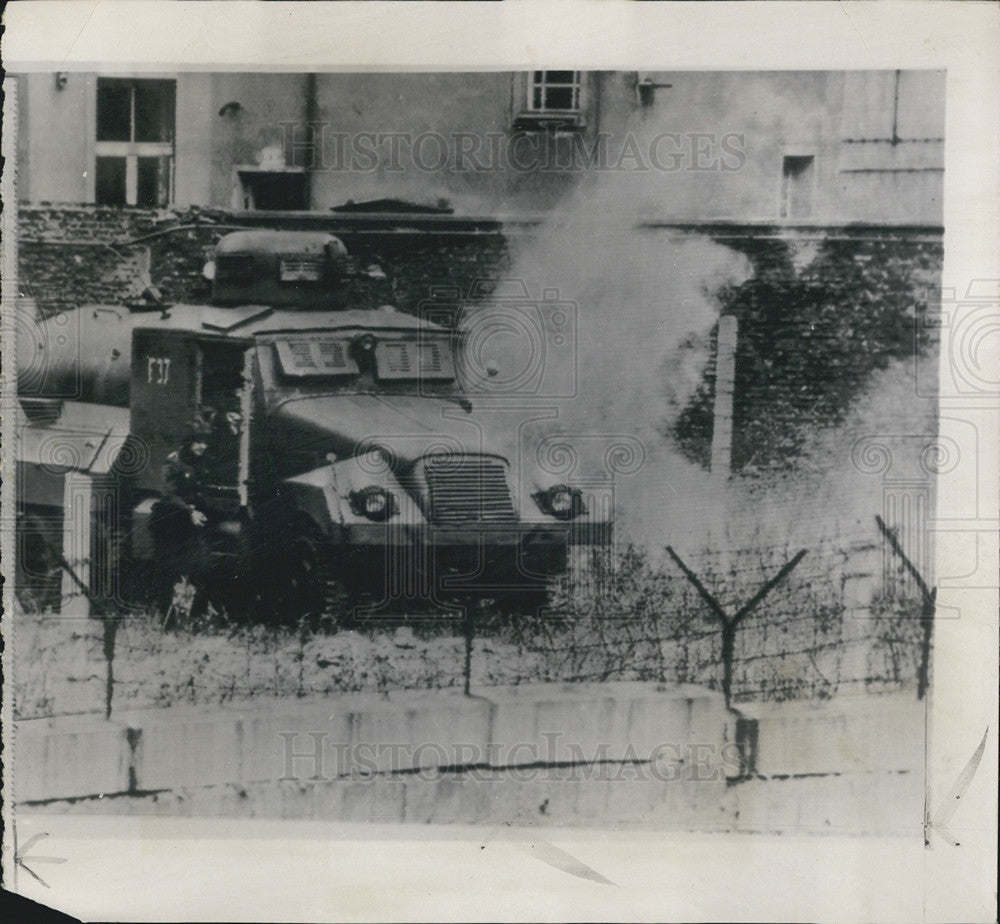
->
425, 457, 517, 523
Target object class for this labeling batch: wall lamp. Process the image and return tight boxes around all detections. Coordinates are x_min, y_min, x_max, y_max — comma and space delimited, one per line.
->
637, 77, 672, 107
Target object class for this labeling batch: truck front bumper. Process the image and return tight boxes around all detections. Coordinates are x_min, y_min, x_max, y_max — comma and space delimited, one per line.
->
337, 519, 611, 551
331, 520, 612, 591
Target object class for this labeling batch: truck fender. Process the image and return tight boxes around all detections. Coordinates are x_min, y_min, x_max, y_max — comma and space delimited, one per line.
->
282, 457, 425, 532
327, 455, 425, 526
280, 471, 341, 536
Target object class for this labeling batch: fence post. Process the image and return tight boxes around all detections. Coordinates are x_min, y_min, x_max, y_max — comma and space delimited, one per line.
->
666, 546, 807, 707
56, 545, 116, 719
876, 514, 936, 699
462, 602, 474, 696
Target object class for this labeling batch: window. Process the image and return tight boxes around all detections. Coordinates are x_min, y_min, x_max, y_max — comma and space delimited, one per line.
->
527, 71, 581, 112
514, 72, 585, 131
780, 155, 815, 219
95, 78, 175, 207
236, 169, 307, 211
374, 340, 455, 381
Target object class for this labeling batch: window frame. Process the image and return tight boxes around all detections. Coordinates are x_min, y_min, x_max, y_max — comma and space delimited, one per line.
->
778, 153, 817, 220
513, 71, 586, 132
232, 166, 308, 212
94, 78, 176, 207
526, 71, 582, 114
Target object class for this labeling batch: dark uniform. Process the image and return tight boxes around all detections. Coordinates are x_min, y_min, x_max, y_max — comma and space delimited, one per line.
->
151, 432, 213, 611
199, 402, 243, 489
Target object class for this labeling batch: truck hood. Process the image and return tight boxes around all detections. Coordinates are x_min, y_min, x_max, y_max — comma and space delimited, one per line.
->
271, 393, 516, 465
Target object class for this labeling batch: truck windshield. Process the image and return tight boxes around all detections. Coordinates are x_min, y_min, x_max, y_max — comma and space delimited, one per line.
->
273, 335, 456, 382
260, 335, 470, 407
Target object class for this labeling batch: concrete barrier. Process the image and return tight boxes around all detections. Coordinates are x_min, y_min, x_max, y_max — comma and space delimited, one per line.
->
14, 682, 733, 804
735, 771, 924, 835
12, 714, 132, 802
732, 690, 926, 834
735, 690, 924, 777
13, 685, 925, 833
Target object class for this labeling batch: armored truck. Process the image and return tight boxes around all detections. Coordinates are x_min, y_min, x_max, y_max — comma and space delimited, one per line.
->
16, 230, 611, 620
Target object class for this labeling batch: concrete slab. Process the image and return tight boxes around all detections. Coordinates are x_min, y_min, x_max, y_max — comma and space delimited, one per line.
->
13, 715, 131, 802
237, 706, 353, 782
734, 770, 924, 835
736, 690, 924, 777
126, 710, 242, 791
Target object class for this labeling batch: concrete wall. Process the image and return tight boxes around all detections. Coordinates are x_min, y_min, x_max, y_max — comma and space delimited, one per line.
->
13, 683, 737, 827
626, 70, 944, 224
17, 73, 93, 204
307, 71, 610, 214
16, 73, 308, 210
14, 684, 924, 834
204, 73, 309, 208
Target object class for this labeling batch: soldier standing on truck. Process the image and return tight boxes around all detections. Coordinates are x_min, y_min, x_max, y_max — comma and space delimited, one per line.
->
150, 419, 214, 618
198, 398, 243, 490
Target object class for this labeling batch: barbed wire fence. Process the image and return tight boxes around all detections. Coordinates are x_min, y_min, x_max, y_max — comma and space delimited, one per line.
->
472, 517, 932, 705
12, 515, 933, 720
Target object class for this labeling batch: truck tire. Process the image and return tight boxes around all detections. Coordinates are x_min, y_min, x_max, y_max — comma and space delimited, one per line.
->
264, 522, 346, 628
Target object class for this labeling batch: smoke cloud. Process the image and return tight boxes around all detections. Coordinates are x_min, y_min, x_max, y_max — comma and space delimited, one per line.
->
462, 162, 752, 554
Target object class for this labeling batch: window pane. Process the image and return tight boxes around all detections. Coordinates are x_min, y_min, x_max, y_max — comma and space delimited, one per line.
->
780, 156, 815, 219
137, 156, 170, 208
95, 157, 127, 206
545, 71, 576, 85
134, 81, 176, 143
544, 86, 575, 110
96, 80, 131, 142
242, 172, 307, 211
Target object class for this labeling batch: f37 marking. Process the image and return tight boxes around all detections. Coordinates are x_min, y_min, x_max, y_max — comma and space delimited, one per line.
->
147, 356, 172, 385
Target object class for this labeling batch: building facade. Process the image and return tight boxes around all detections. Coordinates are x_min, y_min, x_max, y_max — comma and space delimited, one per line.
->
15, 70, 944, 225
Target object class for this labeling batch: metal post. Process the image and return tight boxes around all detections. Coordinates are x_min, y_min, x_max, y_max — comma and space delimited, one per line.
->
710, 316, 738, 568
710, 315, 738, 483
462, 603, 474, 697
60, 473, 94, 616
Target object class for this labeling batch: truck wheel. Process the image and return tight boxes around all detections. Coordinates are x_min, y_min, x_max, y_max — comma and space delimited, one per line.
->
266, 525, 347, 628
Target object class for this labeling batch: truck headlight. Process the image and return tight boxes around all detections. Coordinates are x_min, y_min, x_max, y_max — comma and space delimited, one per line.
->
536, 484, 586, 520
349, 485, 399, 521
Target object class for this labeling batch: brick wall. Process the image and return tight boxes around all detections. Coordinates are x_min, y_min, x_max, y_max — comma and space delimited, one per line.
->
17, 206, 512, 318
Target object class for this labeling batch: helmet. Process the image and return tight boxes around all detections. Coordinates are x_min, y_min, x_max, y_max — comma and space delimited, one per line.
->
183, 415, 213, 443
